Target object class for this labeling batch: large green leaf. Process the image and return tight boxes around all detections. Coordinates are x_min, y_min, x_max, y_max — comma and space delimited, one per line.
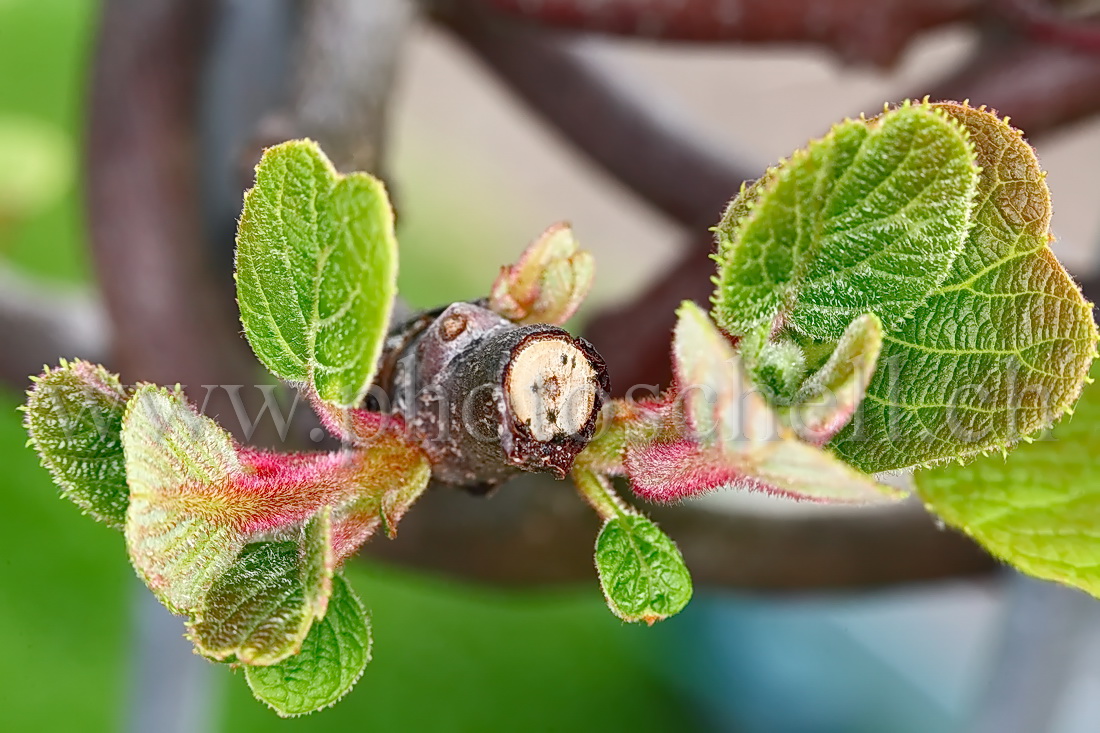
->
188, 509, 335, 666
246, 574, 372, 717
23, 360, 129, 529
833, 103, 1098, 471
235, 139, 397, 407
917, 364, 1100, 596
712, 101, 978, 340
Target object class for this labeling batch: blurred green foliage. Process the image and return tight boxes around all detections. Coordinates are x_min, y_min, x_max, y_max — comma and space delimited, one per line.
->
0, 0, 692, 729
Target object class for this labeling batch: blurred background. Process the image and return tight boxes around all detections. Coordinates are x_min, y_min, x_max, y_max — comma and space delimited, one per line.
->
4, 0, 1100, 731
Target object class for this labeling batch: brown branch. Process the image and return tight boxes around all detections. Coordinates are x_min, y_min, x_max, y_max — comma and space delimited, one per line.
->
928, 32, 1100, 137
86, 1, 238, 727
438, 10, 755, 229
368, 472, 995, 590
452, 0, 979, 67
86, 0, 257, 419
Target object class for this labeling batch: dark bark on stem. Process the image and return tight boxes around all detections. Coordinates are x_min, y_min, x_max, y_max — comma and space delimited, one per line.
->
383, 302, 610, 488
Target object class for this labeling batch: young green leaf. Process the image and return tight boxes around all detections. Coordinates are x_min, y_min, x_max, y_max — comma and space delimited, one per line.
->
489, 222, 595, 325
832, 103, 1098, 472
235, 139, 397, 407
24, 360, 129, 529
188, 509, 335, 666
712, 101, 978, 340
123, 385, 251, 612
917, 365, 1100, 597
789, 313, 883, 444
122, 387, 352, 612
572, 467, 692, 623
246, 574, 372, 717
740, 327, 808, 401
638, 302, 895, 504
673, 301, 778, 448
595, 513, 692, 625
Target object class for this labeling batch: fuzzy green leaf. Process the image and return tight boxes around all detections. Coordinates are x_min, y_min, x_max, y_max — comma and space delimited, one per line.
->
789, 313, 883, 444
595, 513, 692, 624
235, 139, 397, 407
832, 103, 1098, 471
712, 101, 978, 341
741, 327, 808, 402
123, 387, 356, 613
674, 301, 778, 448
24, 360, 129, 529
246, 574, 372, 717
123, 385, 246, 613
916, 365, 1100, 597
649, 303, 896, 504
188, 509, 335, 666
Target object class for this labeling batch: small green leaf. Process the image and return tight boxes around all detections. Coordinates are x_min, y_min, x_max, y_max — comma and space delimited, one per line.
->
712, 101, 978, 340
673, 301, 778, 448
833, 103, 1098, 471
24, 360, 129, 529
595, 513, 692, 624
246, 574, 372, 717
657, 302, 895, 504
235, 139, 397, 407
123, 385, 246, 613
123, 387, 359, 613
788, 313, 883, 444
740, 326, 807, 401
489, 222, 595, 325
188, 509, 335, 666
917, 365, 1100, 597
